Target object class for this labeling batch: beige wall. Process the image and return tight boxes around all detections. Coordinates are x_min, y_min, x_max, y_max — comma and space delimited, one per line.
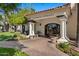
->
67, 4, 77, 39
35, 17, 61, 35
26, 4, 77, 39
27, 6, 70, 19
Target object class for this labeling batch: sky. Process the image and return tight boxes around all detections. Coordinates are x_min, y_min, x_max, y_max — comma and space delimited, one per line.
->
19, 3, 65, 12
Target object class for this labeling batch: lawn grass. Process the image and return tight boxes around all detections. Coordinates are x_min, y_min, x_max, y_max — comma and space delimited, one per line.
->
0, 32, 15, 36
0, 32, 29, 56
0, 32, 28, 41
0, 47, 29, 56
0, 32, 19, 41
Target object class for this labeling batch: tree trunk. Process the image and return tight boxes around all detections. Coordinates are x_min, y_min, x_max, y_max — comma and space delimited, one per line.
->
14, 25, 17, 32
5, 23, 9, 32
22, 24, 25, 34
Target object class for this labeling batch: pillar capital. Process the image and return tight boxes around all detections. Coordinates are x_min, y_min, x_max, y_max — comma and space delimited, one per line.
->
56, 12, 68, 21
28, 20, 36, 23
59, 18, 67, 21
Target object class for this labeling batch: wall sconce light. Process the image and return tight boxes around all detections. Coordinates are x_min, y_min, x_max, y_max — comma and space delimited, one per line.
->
40, 23, 41, 26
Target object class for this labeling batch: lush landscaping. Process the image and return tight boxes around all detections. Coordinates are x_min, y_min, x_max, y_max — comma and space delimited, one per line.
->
0, 32, 29, 56
57, 42, 79, 56
0, 47, 29, 56
0, 32, 18, 41
0, 32, 27, 41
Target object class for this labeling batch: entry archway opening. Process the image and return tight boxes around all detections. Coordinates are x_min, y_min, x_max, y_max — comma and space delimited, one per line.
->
45, 23, 60, 38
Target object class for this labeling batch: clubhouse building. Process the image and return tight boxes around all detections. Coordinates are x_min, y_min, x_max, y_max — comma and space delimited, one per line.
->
19, 4, 79, 46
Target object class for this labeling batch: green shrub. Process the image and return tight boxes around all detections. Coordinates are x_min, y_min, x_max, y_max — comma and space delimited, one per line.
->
57, 42, 71, 54
57, 42, 79, 56
14, 49, 29, 56
58, 42, 69, 48
58, 43, 71, 53
70, 49, 79, 56
15, 34, 26, 40
13, 34, 17, 37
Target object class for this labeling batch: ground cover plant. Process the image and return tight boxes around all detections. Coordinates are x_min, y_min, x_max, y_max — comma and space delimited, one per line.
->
57, 42, 79, 56
0, 47, 29, 56
0, 32, 17, 41
0, 32, 28, 41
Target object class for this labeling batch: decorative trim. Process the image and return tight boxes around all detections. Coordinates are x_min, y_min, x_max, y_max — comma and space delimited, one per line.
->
25, 3, 70, 16
27, 20, 36, 23
56, 15, 65, 18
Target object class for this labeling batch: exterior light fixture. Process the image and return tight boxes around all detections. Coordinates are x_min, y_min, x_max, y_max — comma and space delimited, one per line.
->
40, 23, 41, 26
56, 15, 66, 18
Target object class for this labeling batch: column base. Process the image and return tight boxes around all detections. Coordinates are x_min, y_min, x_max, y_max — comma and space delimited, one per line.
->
28, 34, 35, 39
57, 37, 69, 43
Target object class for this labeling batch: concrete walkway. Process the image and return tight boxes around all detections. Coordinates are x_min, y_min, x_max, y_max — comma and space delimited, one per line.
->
0, 37, 68, 56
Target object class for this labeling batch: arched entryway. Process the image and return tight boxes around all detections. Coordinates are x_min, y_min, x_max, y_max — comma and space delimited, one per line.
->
45, 23, 60, 37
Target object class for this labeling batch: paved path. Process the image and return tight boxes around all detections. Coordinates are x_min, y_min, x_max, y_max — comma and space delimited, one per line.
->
0, 37, 68, 56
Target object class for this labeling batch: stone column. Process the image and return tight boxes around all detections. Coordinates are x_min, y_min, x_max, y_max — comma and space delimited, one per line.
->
61, 19, 66, 39
32, 23, 35, 35
57, 18, 68, 43
29, 22, 35, 36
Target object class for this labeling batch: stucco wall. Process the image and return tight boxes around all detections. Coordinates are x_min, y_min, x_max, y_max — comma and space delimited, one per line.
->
35, 17, 61, 35
35, 5, 77, 39
27, 6, 69, 19
67, 4, 77, 39
26, 4, 77, 39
